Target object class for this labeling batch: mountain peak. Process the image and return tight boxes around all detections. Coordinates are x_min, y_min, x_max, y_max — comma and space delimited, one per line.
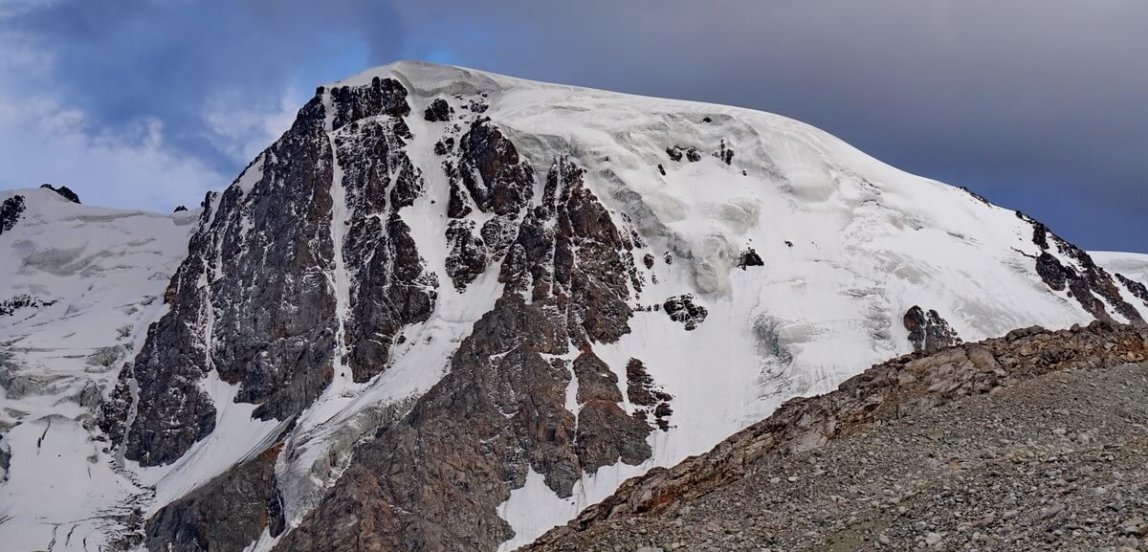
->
327, 60, 560, 98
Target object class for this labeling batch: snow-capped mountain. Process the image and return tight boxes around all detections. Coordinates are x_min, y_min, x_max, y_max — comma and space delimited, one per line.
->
1, 61, 1145, 551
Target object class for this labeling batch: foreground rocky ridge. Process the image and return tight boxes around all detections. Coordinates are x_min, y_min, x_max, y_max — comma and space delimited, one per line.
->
527, 321, 1148, 551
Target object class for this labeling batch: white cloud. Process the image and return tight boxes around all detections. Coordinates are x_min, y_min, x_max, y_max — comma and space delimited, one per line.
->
0, 93, 227, 211
201, 85, 301, 165
0, 25, 253, 212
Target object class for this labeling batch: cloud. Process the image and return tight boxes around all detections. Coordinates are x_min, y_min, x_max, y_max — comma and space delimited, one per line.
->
0, 92, 225, 211
0, 0, 407, 210
0, 1, 1144, 250
201, 86, 302, 165
392, 1, 1148, 251
3, 0, 402, 172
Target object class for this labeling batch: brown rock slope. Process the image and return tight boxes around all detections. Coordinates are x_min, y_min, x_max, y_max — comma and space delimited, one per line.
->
526, 321, 1148, 552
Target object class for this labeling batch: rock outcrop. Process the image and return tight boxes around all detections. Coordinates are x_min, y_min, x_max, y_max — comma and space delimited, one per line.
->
39, 184, 80, 204
100, 92, 342, 466
0, 194, 23, 235
902, 305, 961, 352
0, 294, 56, 317
663, 294, 708, 331
423, 98, 452, 122
625, 359, 673, 431
737, 247, 763, 269
146, 444, 287, 551
1020, 212, 1143, 324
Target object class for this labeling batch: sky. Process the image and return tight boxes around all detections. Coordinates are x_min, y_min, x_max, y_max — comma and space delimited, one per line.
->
0, 0, 1144, 252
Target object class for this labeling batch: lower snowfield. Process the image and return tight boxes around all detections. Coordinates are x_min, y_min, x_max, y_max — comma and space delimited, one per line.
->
0, 188, 195, 550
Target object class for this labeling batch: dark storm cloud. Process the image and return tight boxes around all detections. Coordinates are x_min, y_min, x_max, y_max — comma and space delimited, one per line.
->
3, 1, 1145, 250
394, 1, 1148, 251
7, 0, 404, 171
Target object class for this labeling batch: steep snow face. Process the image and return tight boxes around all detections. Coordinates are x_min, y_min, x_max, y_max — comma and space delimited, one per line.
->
0, 188, 195, 550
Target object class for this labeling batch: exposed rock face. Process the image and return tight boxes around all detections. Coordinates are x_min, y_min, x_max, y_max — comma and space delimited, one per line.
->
444, 219, 488, 288
1020, 212, 1143, 324
527, 321, 1148, 550
663, 294, 708, 330
101, 77, 442, 473
333, 107, 437, 382
101, 94, 340, 466
327, 77, 411, 131
0, 294, 56, 317
275, 156, 650, 552
737, 247, 763, 269
625, 358, 673, 431
441, 117, 536, 290
423, 98, 452, 122
0, 194, 23, 235
39, 184, 80, 203
146, 444, 286, 551
572, 353, 652, 474
1116, 272, 1148, 308
902, 305, 961, 352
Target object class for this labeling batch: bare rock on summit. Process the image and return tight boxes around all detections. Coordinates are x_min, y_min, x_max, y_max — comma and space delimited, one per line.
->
40, 184, 81, 204
0, 194, 24, 235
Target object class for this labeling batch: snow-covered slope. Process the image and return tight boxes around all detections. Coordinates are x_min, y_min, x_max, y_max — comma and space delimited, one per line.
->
1093, 251, 1148, 285
0, 188, 196, 550
2, 61, 1146, 552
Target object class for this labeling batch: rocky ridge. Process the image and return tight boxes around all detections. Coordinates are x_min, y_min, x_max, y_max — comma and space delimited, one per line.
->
526, 321, 1148, 551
